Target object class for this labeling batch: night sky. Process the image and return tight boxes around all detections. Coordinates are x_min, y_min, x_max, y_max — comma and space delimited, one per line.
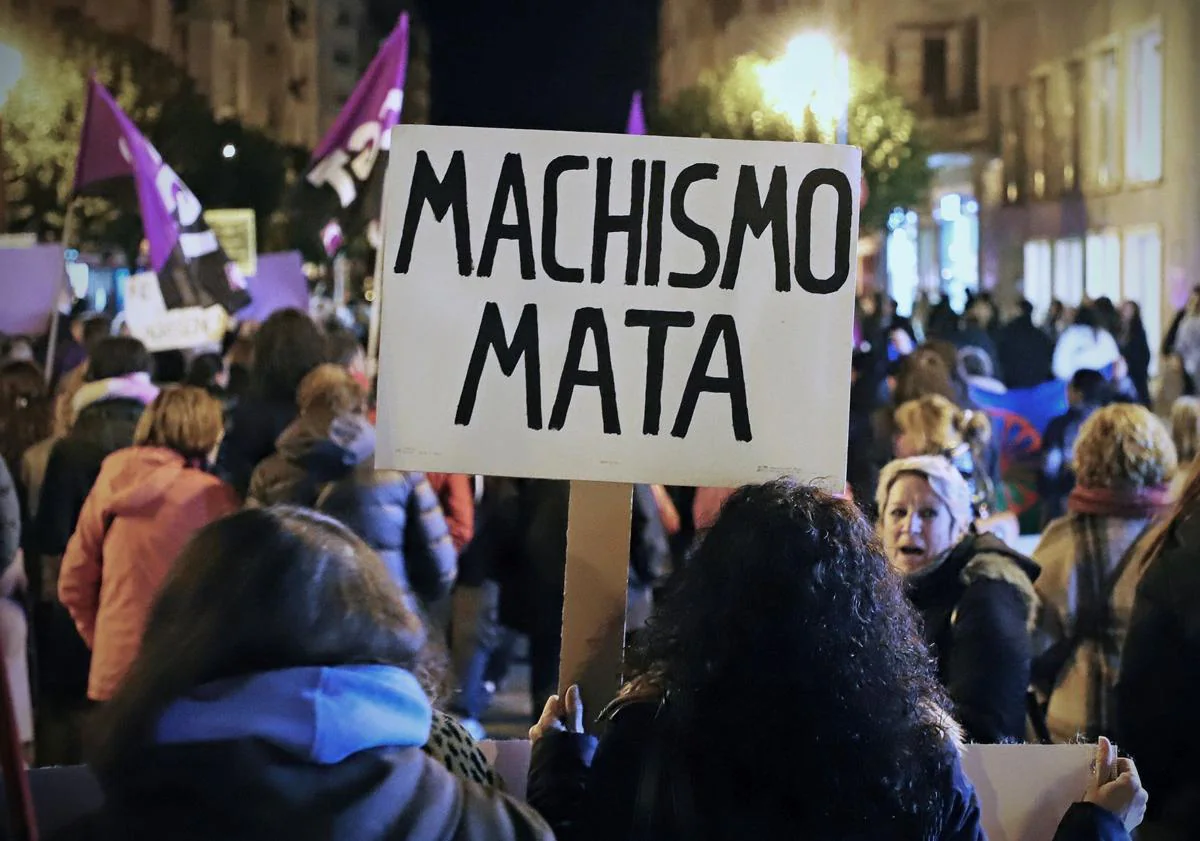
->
368, 0, 658, 132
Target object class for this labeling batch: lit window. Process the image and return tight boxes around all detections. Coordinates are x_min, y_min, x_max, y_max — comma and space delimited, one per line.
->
1053, 239, 1084, 305
1126, 25, 1163, 183
886, 213, 920, 317
1085, 231, 1121, 301
1023, 240, 1053, 317
1123, 227, 1163, 372
1089, 48, 1121, 188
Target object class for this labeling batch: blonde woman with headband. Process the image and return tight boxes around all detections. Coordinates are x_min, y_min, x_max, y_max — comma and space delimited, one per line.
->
876, 455, 1039, 743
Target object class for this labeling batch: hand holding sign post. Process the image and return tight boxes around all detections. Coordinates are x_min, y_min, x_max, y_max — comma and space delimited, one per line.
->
377, 125, 860, 723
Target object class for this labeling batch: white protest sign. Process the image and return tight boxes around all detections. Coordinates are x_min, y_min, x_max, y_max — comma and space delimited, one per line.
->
376, 125, 860, 488
481, 740, 1096, 838
124, 271, 226, 352
961, 744, 1094, 841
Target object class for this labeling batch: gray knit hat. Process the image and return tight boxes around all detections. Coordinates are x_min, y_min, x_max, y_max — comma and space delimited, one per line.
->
876, 455, 974, 528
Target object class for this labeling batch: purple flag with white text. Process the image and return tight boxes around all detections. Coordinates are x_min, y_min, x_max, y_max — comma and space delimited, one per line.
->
73, 78, 250, 313
306, 13, 409, 255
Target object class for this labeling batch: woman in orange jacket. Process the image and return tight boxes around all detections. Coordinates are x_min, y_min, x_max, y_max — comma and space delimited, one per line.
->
59, 387, 239, 702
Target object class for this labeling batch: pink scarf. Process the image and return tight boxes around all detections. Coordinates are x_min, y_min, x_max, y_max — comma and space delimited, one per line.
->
1067, 485, 1173, 520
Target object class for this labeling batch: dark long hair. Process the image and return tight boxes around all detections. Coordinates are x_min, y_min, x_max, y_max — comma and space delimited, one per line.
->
1093, 297, 1121, 338
184, 353, 225, 393
1120, 301, 1147, 347
629, 481, 955, 837
251, 310, 327, 403
0, 361, 53, 471
92, 507, 429, 774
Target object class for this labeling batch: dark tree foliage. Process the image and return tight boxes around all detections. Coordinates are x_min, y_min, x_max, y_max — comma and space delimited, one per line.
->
654, 55, 933, 233
1, 11, 303, 260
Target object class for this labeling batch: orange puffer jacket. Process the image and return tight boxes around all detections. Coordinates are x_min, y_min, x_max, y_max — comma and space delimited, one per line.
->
59, 447, 239, 701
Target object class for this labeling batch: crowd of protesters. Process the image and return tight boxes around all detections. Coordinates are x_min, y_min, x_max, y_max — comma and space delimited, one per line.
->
0, 290, 1195, 840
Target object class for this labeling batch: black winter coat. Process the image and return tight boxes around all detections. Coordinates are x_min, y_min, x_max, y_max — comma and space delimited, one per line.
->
527, 700, 1128, 841
31, 397, 146, 558
53, 741, 551, 841
1117, 512, 1200, 839
1039, 405, 1101, 525
953, 326, 1002, 379
1119, 326, 1152, 406
998, 316, 1056, 389
28, 395, 148, 702
216, 395, 298, 498
907, 533, 1039, 743
479, 480, 668, 637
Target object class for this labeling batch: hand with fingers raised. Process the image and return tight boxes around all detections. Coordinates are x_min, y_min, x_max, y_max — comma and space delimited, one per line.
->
529, 684, 585, 743
1084, 736, 1149, 833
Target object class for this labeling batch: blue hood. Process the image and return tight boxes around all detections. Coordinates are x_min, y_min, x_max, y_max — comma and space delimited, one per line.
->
155, 665, 432, 765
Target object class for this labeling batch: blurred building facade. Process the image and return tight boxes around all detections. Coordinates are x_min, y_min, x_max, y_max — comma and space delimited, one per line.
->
984, 0, 1197, 371
0, 0, 397, 148
3, 0, 429, 146
660, 0, 1198, 356
314, 0, 366, 136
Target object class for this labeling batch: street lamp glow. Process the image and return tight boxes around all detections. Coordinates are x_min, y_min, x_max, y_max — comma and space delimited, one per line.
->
0, 43, 25, 108
757, 31, 851, 142
221, 143, 237, 160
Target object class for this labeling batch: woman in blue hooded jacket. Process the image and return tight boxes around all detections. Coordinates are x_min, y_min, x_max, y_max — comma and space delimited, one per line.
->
57, 507, 550, 841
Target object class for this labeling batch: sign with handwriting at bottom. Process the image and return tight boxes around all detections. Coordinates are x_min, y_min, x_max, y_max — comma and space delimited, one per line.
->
125, 272, 226, 352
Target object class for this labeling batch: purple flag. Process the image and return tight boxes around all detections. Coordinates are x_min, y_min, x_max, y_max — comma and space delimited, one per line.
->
306, 14, 409, 254
73, 78, 250, 313
626, 91, 646, 135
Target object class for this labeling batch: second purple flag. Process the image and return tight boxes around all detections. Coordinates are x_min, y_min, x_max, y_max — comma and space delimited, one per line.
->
305, 13, 409, 254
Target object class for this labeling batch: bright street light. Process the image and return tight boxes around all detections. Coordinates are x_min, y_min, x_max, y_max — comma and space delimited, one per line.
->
222, 143, 237, 160
757, 31, 852, 144
0, 42, 23, 108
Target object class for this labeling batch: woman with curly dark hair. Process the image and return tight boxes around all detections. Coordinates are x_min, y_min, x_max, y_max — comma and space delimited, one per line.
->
216, 309, 327, 497
526, 481, 1141, 841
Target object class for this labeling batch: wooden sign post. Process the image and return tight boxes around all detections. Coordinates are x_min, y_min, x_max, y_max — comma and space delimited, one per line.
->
374, 125, 861, 730
560, 481, 633, 718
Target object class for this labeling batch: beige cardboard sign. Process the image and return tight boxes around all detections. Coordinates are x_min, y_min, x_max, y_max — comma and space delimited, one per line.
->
204, 208, 257, 279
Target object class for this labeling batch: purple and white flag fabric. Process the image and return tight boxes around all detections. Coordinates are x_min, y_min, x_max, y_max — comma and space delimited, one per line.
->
73, 78, 250, 313
306, 13, 409, 255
